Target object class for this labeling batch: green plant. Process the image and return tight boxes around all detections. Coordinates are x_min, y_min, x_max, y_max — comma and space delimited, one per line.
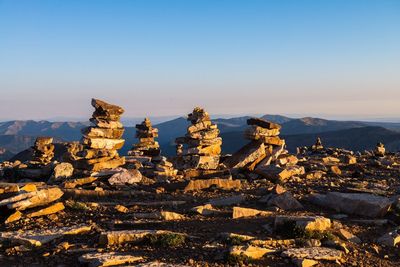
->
228, 236, 248, 245
146, 233, 186, 248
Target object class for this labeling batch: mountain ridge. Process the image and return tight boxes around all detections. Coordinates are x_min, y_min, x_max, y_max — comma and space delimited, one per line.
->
1, 115, 400, 160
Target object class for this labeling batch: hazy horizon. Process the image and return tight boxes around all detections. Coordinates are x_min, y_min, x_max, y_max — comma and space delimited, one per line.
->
1, 0, 399, 120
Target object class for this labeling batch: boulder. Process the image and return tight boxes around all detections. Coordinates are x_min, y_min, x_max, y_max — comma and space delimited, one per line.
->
308, 192, 392, 217
108, 168, 142, 185
52, 162, 74, 181
264, 191, 304, 211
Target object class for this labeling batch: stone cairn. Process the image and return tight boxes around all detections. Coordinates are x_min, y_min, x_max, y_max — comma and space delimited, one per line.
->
312, 137, 324, 151
17, 137, 55, 179
224, 117, 303, 183
66, 99, 125, 175
127, 118, 177, 180
374, 142, 386, 157
175, 107, 223, 177
30, 137, 55, 167
129, 118, 160, 158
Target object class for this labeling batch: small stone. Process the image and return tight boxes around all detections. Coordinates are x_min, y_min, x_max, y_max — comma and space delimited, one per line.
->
337, 229, 361, 244
232, 207, 272, 219
79, 252, 142, 267
115, 205, 129, 213
230, 245, 275, 259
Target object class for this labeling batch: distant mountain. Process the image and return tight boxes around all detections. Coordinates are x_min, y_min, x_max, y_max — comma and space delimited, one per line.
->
283, 126, 400, 152
0, 148, 14, 162
280, 117, 366, 135
1, 115, 400, 161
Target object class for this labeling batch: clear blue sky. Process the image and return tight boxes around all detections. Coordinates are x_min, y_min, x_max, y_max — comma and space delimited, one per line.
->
0, 0, 399, 121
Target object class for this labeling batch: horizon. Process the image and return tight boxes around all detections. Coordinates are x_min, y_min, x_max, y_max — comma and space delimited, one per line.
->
1, 112, 400, 124
1, 0, 400, 119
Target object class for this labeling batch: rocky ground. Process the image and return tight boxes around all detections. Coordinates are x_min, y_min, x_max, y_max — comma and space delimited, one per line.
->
1, 148, 400, 267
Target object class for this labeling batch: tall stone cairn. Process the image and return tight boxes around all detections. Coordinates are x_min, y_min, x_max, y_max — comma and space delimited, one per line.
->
29, 137, 55, 167
128, 118, 160, 158
175, 107, 222, 170
67, 99, 125, 173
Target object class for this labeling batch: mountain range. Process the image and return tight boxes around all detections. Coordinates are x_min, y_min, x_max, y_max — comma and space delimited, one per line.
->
1, 115, 400, 161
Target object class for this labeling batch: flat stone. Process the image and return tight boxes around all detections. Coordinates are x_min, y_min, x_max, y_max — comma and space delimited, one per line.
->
191, 204, 221, 215
187, 120, 212, 133
224, 141, 266, 169
178, 155, 220, 170
230, 245, 275, 259
90, 118, 123, 129
26, 202, 65, 218
255, 165, 305, 182
281, 247, 342, 261
244, 126, 280, 140
184, 178, 241, 192
76, 157, 126, 172
308, 192, 392, 217
159, 211, 185, 220
275, 216, 331, 232
208, 195, 245, 206
232, 207, 273, 219
247, 117, 282, 130
292, 258, 319, 267
0, 225, 92, 247
115, 204, 129, 213
0, 187, 64, 211
64, 177, 98, 189
337, 229, 361, 244
265, 191, 304, 211
79, 252, 142, 267
134, 262, 189, 267
181, 143, 221, 156
186, 128, 220, 140
99, 230, 183, 245
91, 98, 124, 117
4, 210, 22, 224
82, 138, 125, 150
82, 127, 125, 139
108, 168, 142, 185
250, 239, 295, 247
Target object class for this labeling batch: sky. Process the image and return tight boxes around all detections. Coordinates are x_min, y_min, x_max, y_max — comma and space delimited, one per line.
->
0, 0, 399, 121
